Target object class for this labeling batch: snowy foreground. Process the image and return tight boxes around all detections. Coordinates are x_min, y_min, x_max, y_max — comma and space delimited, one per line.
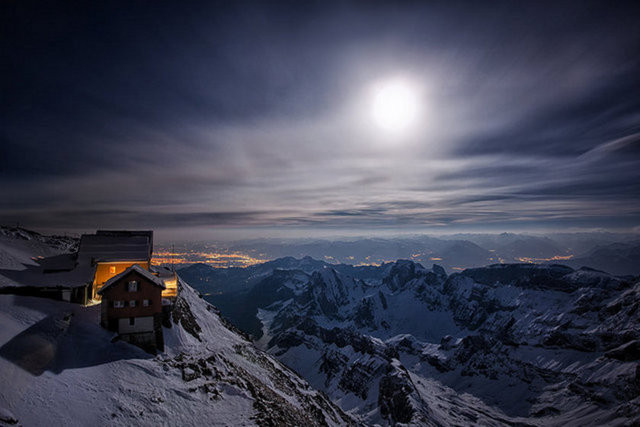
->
0, 280, 352, 426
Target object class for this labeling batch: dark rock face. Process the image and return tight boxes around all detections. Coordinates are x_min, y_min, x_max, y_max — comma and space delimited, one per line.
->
439, 335, 454, 350
339, 360, 385, 399
172, 295, 202, 341
541, 331, 598, 352
354, 298, 375, 329
571, 289, 608, 314
313, 324, 383, 356
454, 335, 494, 364
378, 374, 415, 424
600, 283, 640, 325
378, 291, 388, 310
378, 364, 429, 425
432, 264, 447, 277
414, 279, 446, 309
248, 270, 297, 307
382, 260, 426, 292
449, 299, 489, 331
309, 272, 343, 318
268, 331, 306, 354
422, 353, 453, 373
392, 336, 421, 355
605, 340, 640, 361
319, 351, 348, 387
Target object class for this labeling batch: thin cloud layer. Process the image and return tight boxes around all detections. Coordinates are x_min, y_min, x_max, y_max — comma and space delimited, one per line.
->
1, 1, 639, 236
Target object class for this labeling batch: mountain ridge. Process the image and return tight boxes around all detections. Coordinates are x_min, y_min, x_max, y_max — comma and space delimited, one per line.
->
186, 256, 639, 425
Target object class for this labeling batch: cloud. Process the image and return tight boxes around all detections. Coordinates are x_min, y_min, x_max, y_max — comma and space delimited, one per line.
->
579, 132, 640, 161
1, 1, 640, 235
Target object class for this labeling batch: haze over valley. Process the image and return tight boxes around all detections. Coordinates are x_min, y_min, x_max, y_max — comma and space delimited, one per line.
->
152, 231, 640, 276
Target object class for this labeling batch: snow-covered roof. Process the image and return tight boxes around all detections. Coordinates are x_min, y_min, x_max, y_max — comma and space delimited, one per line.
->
78, 232, 152, 263
0, 262, 95, 289
37, 253, 77, 271
98, 264, 165, 295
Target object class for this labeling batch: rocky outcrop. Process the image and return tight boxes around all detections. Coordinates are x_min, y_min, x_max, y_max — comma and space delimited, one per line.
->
382, 260, 427, 292
378, 362, 431, 425
172, 293, 202, 341
605, 340, 640, 361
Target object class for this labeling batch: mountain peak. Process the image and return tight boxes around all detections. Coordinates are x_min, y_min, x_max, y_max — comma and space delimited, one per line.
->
432, 264, 447, 277
382, 259, 427, 292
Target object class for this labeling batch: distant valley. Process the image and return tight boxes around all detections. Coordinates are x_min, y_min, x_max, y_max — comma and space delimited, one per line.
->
159, 232, 640, 276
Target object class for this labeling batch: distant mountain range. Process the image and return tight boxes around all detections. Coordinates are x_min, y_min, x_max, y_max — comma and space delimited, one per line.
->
223, 232, 640, 276
182, 257, 640, 425
564, 242, 640, 276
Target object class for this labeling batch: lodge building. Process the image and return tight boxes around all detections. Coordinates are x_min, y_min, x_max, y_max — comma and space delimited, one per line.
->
0, 229, 177, 353
98, 264, 166, 352
0, 230, 177, 304
79, 230, 177, 301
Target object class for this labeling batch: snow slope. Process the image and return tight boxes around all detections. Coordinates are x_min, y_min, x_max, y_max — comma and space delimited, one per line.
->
0, 226, 77, 271
0, 226, 78, 289
0, 279, 354, 426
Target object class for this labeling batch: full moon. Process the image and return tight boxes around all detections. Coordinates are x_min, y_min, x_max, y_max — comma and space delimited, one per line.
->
371, 79, 419, 133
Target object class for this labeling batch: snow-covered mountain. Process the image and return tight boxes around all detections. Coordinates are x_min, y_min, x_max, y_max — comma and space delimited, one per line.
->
179, 256, 332, 296
190, 258, 640, 425
179, 256, 393, 338
0, 231, 353, 426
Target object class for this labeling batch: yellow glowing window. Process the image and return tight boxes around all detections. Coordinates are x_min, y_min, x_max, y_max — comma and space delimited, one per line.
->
109, 266, 116, 274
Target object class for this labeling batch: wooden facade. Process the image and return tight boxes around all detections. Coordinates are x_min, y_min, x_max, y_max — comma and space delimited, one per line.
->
98, 266, 165, 353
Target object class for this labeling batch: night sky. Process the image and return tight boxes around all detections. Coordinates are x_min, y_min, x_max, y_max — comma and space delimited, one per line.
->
2, 1, 640, 240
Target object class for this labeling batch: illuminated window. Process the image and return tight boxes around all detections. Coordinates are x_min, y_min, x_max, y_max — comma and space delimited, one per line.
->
143, 299, 150, 307
129, 300, 136, 307
109, 266, 116, 274
128, 281, 138, 292
113, 301, 124, 308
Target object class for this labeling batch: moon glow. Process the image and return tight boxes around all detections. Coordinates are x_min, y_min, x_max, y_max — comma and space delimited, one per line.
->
371, 79, 419, 134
